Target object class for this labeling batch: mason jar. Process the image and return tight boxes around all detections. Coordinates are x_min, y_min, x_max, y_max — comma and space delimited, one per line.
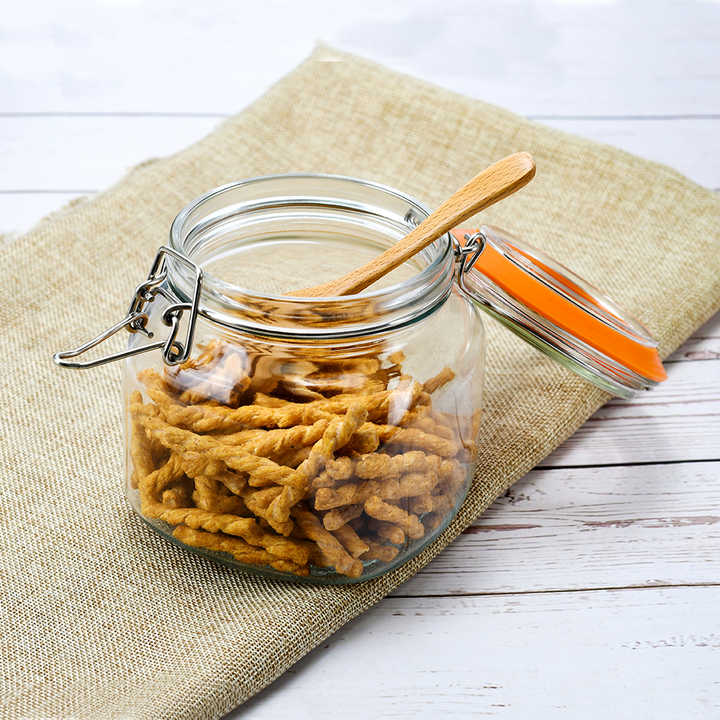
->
54, 174, 666, 583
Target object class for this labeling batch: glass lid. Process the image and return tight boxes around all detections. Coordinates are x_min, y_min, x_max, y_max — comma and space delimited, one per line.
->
454, 225, 667, 399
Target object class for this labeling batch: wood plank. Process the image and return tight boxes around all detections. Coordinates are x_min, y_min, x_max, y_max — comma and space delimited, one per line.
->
667, 312, 720, 362
0, 116, 717, 198
0, 193, 89, 238
550, 408, 718, 467
594, 357, 719, 415
396, 460, 720, 597
0, 116, 717, 237
2, 1, 718, 116
234, 586, 720, 719
0, 116, 218, 193
539, 117, 720, 189
544, 359, 720, 466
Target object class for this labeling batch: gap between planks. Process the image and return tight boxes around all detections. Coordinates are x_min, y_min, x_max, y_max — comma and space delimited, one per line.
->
393, 581, 720, 599
536, 457, 720, 470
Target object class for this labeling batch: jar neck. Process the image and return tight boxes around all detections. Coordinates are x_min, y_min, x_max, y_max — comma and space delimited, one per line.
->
167, 174, 456, 340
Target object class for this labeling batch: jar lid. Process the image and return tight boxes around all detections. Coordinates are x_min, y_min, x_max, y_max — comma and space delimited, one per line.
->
453, 225, 666, 398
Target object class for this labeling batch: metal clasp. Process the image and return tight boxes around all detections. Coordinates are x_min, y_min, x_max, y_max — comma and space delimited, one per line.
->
454, 231, 486, 272
53, 246, 203, 369
453, 230, 487, 299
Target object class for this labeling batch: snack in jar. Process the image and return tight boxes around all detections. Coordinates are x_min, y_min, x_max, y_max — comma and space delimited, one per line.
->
55, 174, 666, 583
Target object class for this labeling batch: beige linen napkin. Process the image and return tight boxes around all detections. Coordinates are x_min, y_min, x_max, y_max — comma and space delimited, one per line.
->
1, 46, 718, 719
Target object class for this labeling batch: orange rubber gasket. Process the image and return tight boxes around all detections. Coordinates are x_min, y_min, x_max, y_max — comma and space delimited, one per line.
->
453, 230, 667, 382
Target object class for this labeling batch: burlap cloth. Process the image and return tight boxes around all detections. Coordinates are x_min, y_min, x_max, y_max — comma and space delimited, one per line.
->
2, 46, 718, 719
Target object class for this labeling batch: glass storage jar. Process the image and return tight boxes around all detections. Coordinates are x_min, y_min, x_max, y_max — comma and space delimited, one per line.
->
55, 174, 666, 583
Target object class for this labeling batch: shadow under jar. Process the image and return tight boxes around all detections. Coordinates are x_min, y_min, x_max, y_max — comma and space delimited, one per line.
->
55, 174, 666, 584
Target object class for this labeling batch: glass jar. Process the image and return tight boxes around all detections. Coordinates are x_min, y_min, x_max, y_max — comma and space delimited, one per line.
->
55, 174, 666, 583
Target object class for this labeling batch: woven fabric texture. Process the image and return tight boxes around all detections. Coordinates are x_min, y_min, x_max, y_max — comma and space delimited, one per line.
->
2, 47, 718, 719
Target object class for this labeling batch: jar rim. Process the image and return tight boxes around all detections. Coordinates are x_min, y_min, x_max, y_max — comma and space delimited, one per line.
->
166, 173, 456, 340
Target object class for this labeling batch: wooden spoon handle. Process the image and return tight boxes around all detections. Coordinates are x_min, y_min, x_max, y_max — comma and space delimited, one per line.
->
292, 152, 535, 297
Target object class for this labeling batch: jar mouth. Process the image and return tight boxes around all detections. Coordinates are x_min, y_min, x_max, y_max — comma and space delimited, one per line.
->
168, 174, 456, 339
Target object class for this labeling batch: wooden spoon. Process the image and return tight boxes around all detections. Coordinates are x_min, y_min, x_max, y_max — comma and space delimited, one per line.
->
291, 152, 535, 297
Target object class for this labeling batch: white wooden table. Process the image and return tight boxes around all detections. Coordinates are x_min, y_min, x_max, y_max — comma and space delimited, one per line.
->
3, 2, 718, 717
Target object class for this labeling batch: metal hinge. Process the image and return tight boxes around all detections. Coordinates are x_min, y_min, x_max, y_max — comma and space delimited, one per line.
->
53, 246, 203, 369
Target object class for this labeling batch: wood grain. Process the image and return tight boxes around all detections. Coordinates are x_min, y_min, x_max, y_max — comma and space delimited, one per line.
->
543, 360, 720, 466
240, 587, 720, 719
398, 460, 720, 597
